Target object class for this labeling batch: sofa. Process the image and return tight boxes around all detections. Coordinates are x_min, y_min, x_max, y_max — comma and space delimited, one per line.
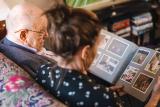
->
0, 52, 67, 107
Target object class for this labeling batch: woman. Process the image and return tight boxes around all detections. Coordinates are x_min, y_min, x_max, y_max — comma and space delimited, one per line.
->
36, 5, 160, 107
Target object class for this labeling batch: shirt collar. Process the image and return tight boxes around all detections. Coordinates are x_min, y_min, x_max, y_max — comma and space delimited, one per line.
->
6, 36, 38, 52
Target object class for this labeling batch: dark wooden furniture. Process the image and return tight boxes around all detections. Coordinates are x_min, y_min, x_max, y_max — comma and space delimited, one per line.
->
0, 20, 6, 40
95, 0, 154, 46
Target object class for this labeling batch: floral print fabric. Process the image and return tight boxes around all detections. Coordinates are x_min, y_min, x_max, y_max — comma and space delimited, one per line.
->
0, 53, 66, 107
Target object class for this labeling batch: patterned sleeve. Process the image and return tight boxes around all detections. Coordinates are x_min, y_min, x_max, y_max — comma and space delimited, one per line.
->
36, 64, 124, 107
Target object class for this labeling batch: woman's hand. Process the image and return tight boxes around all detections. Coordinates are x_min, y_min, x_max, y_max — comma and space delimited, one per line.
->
109, 85, 126, 96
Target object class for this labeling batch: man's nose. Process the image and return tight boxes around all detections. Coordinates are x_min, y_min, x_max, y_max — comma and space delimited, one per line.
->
44, 31, 49, 38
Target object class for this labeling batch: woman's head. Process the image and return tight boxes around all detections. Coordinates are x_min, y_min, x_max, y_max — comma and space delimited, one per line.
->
45, 5, 102, 71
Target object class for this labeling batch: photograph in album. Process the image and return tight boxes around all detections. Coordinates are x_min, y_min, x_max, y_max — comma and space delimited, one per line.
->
107, 39, 128, 57
120, 66, 138, 84
145, 52, 160, 74
131, 49, 149, 65
132, 73, 153, 93
97, 54, 119, 75
98, 35, 111, 49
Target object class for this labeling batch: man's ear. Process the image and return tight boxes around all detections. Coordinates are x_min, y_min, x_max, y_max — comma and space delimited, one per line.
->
20, 31, 27, 42
81, 45, 90, 60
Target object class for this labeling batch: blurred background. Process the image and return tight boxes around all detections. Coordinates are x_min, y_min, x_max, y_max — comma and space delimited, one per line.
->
1, 0, 160, 49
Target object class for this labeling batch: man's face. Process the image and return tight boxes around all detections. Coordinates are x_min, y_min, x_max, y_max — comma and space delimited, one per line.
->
25, 16, 48, 51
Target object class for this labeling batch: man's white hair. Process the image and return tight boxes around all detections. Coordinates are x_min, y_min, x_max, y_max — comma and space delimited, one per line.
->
6, 2, 44, 34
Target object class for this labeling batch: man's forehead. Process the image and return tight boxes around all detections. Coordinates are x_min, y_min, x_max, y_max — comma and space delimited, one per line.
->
33, 16, 48, 29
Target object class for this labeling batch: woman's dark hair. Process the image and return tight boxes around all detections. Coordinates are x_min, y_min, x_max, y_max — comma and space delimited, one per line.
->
45, 5, 102, 58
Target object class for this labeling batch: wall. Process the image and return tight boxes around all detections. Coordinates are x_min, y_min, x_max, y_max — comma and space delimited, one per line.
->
0, 0, 64, 20
0, 0, 10, 20
4, 0, 64, 10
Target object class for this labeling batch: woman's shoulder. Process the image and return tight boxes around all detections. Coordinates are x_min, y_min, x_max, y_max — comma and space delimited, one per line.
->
38, 63, 90, 83
38, 63, 79, 74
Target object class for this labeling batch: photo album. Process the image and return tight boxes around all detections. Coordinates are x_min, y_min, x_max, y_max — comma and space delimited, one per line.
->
89, 29, 160, 102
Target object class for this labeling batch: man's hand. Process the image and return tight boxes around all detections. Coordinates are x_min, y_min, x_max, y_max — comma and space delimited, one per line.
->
145, 76, 160, 107
153, 76, 160, 97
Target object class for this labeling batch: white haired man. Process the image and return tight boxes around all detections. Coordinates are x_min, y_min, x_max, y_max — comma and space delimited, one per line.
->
0, 2, 55, 76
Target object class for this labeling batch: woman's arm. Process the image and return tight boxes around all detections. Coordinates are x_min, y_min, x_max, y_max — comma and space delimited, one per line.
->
36, 64, 124, 107
145, 76, 160, 107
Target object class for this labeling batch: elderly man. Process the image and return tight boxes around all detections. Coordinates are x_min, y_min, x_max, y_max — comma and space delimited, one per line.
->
7, 4, 48, 51
0, 3, 55, 77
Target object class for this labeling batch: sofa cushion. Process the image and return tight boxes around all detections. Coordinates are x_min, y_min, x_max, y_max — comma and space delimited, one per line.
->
0, 53, 66, 107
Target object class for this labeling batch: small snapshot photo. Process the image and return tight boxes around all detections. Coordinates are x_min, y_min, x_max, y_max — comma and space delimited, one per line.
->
132, 49, 149, 65
92, 52, 101, 64
133, 73, 153, 93
120, 66, 138, 84
107, 39, 128, 57
97, 54, 119, 75
98, 35, 111, 49
145, 52, 160, 74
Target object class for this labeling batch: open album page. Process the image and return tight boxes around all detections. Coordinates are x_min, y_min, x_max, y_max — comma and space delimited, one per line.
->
117, 47, 160, 102
89, 30, 138, 84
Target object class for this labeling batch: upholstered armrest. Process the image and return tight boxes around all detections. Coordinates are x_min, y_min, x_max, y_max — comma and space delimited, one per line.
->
0, 53, 67, 107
